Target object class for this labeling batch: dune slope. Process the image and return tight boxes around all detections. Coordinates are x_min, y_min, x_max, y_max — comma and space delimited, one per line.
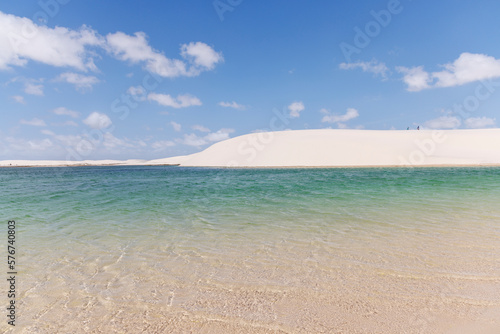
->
152, 129, 500, 167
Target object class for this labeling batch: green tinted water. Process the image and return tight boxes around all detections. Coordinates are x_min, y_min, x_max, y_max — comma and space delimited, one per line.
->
1, 166, 500, 333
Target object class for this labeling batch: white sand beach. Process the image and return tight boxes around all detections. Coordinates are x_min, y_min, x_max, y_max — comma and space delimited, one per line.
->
3, 129, 499, 168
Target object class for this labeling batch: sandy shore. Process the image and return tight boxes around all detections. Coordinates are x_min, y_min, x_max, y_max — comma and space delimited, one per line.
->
1, 129, 500, 168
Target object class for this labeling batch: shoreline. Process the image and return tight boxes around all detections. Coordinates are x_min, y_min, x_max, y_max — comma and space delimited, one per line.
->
1, 163, 500, 169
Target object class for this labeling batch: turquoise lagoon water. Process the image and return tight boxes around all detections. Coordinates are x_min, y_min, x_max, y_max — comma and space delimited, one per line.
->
1, 166, 500, 333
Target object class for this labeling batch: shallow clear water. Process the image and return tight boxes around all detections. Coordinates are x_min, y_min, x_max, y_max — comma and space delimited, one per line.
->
2, 166, 500, 333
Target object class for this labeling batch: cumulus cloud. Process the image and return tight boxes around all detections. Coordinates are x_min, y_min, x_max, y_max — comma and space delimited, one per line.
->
433, 53, 500, 88
56, 72, 100, 91
192, 124, 210, 132
4, 137, 53, 154
24, 82, 44, 96
321, 108, 359, 128
180, 41, 224, 71
12, 95, 25, 104
3, 129, 149, 159
218, 101, 246, 110
180, 128, 234, 146
0, 11, 222, 79
106, 32, 186, 77
51, 107, 79, 118
205, 128, 234, 142
397, 66, 431, 92
464, 116, 496, 128
83, 112, 112, 129
151, 140, 176, 150
148, 93, 202, 108
9, 77, 44, 96
20, 118, 46, 126
424, 115, 461, 129
170, 121, 182, 132
288, 101, 305, 118
0, 11, 103, 71
101, 132, 136, 150
127, 86, 147, 101
398, 53, 500, 91
181, 133, 208, 147
339, 60, 389, 79
106, 32, 222, 78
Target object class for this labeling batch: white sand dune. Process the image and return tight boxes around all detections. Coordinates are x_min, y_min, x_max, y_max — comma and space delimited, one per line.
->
2, 129, 500, 167
151, 129, 500, 167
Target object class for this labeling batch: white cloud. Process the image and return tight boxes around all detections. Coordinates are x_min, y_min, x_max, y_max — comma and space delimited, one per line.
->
205, 128, 234, 142
288, 101, 305, 118
192, 124, 210, 132
24, 82, 44, 96
218, 101, 246, 110
45, 132, 88, 148
180, 128, 234, 146
63, 132, 136, 152
151, 140, 176, 150
40, 130, 137, 154
3, 130, 150, 159
339, 60, 389, 79
433, 53, 500, 88
56, 72, 100, 91
4, 137, 53, 153
9, 77, 44, 96
321, 108, 359, 126
337, 123, 349, 129
30, 139, 53, 151
148, 93, 202, 108
127, 86, 147, 101
0, 11, 103, 71
106, 32, 185, 77
51, 107, 79, 118
170, 121, 182, 132
12, 95, 25, 104
397, 66, 431, 92
106, 32, 222, 78
464, 116, 496, 128
0, 11, 222, 80
424, 115, 461, 129
20, 118, 46, 126
180, 42, 224, 71
181, 133, 208, 147
398, 53, 500, 91
101, 132, 134, 150
83, 112, 112, 129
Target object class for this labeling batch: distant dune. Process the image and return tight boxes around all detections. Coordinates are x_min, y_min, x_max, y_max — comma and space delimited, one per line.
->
149, 129, 500, 167
2, 129, 500, 168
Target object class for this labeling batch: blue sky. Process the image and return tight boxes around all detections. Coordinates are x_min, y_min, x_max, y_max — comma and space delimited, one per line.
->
1, 0, 500, 160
